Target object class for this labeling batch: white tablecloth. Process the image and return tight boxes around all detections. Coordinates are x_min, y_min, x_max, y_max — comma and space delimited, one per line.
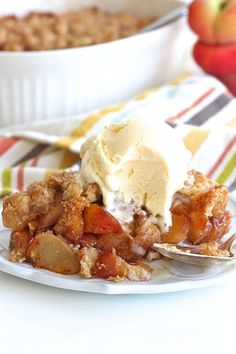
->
0, 269, 235, 354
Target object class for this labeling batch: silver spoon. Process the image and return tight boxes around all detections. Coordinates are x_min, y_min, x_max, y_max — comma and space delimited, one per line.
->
137, 5, 187, 34
153, 235, 236, 267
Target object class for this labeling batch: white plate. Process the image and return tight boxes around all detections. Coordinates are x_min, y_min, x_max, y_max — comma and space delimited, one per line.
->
0, 199, 235, 295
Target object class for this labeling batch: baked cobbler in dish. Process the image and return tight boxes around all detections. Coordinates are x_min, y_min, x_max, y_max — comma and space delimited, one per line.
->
0, 7, 154, 51
2, 170, 231, 282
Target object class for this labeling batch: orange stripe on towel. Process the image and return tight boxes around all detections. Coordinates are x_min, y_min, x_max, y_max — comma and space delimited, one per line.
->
31, 157, 39, 167
17, 167, 24, 191
0, 137, 20, 156
207, 135, 236, 178
166, 88, 216, 123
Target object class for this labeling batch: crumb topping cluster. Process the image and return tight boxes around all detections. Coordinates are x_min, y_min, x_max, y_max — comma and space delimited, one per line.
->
0, 7, 154, 51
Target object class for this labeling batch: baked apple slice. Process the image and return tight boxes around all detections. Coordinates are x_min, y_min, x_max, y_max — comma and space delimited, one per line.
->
162, 213, 189, 244
200, 211, 231, 244
187, 211, 212, 244
9, 229, 33, 262
35, 202, 64, 229
92, 249, 152, 281
79, 233, 98, 248
92, 250, 128, 278
97, 232, 145, 262
83, 204, 123, 234
27, 231, 80, 274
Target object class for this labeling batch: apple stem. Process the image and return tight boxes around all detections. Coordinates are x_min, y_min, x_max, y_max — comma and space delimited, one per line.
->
220, 1, 229, 10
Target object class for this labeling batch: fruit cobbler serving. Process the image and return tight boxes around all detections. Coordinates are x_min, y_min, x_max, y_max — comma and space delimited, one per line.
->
1, 117, 232, 282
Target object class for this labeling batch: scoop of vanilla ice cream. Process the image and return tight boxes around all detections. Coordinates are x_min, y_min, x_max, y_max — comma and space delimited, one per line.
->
79, 116, 191, 227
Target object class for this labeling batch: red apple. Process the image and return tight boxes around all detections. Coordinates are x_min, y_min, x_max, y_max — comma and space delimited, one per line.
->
189, 0, 236, 44
193, 40, 236, 76
219, 73, 236, 95
215, 0, 236, 43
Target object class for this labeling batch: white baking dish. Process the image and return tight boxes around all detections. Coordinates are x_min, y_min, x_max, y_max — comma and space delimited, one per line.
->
0, 0, 187, 127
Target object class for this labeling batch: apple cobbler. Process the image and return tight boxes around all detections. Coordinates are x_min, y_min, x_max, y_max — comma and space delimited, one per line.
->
0, 7, 154, 51
1, 170, 231, 282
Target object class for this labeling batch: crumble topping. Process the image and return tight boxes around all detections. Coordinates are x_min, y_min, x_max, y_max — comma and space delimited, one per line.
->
0, 7, 154, 51
79, 247, 99, 279
199, 241, 231, 258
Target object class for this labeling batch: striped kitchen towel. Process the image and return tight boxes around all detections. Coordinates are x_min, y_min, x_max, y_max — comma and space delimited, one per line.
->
0, 73, 235, 200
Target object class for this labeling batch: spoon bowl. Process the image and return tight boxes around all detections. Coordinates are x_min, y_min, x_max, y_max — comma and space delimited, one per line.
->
153, 235, 236, 267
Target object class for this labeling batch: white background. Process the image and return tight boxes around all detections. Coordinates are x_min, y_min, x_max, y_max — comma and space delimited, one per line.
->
0, 270, 234, 354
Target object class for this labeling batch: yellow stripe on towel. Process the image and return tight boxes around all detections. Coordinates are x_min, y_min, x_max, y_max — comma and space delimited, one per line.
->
169, 72, 192, 86
135, 88, 158, 100
226, 117, 236, 127
57, 104, 124, 149
136, 73, 192, 101
184, 128, 209, 154
59, 150, 80, 169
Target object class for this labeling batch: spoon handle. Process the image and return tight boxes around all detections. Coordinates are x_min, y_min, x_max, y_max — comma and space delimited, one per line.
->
219, 234, 236, 251
137, 5, 187, 34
